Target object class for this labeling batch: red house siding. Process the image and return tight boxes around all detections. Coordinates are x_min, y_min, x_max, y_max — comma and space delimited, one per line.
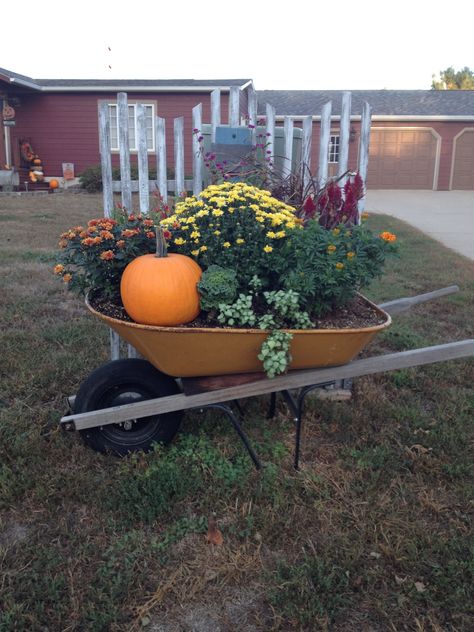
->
9, 91, 230, 178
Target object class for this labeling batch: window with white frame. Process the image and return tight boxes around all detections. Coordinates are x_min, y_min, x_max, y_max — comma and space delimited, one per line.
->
108, 103, 155, 151
328, 134, 340, 163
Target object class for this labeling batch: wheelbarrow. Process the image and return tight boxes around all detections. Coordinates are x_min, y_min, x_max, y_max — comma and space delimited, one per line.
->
60, 285, 474, 469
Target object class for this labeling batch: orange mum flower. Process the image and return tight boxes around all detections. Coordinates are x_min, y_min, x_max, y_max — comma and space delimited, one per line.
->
100, 230, 114, 240
145, 231, 155, 239
81, 237, 96, 247
327, 244, 337, 254
144, 219, 154, 227
100, 250, 115, 261
116, 240, 125, 249
379, 231, 397, 242
63, 273, 72, 283
54, 264, 64, 275
122, 229, 139, 238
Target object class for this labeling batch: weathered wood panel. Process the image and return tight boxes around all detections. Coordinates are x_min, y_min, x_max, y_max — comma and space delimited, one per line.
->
337, 91, 351, 183
174, 116, 185, 196
192, 104, 203, 196
229, 86, 240, 127
117, 92, 132, 212
98, 102, 114, 217
155, 116, 167, 202
358, 101, 372, 215
283, 117, 294, 178
136, 104, 150, 214
318, 101, 332, 188
302, 115, 313, 191
211, 89, 221, 144
265, 103, 276, 172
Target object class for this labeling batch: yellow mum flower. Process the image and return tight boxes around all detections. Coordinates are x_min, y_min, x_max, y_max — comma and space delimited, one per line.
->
266, 231, 277, 239
190, 230, 200, 239
263, 245, 273, 253
236, 238, 245, 245
214, 230, 221, 236
327, 245, 337, 254
223, 242, 231, 248
335, 262, 345, 270
200, 245, 208, 252
347, 251, 356, 259
332, 228, 341, 236
212, 209, 224, 217
174, 237, 186, 245
191, 249, 200, 256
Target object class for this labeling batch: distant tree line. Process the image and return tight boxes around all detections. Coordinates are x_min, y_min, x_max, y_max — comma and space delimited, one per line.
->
431, 66, 474, 89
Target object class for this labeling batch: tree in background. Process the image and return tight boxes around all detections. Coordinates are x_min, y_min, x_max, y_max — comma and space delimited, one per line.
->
431, 66, 474, 89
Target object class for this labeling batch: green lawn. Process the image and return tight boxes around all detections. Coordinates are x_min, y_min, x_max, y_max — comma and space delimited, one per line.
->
0, 193, 473, 631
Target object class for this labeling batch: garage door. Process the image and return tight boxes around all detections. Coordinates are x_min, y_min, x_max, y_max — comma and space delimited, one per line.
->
452, 130, 474, 190
366, 128, 438, 189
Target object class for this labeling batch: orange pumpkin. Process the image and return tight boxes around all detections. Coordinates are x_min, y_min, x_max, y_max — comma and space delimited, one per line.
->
49, 179, 59, 189
120, 228, 202, 326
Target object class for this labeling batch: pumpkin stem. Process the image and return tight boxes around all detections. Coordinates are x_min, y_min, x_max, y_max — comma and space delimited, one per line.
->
155, 226, 168, 258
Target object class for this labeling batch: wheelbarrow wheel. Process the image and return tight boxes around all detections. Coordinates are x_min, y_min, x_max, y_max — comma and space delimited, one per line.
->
74, 359, 183, 456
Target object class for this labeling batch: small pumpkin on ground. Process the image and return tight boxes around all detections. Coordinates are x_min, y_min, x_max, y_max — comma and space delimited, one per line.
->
49, 179, 59, 190
120, 228, 202, 326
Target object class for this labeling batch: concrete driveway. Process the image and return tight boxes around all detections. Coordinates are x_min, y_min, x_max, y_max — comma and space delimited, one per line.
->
365, 190, 474, 261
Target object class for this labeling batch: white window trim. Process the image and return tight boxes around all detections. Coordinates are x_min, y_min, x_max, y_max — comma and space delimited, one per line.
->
105, 101, 156, 153
328, 134, 340, 164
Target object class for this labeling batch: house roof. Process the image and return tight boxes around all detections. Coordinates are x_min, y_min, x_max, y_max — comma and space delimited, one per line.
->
256, 90, 474, 119
0, 67, 252, 92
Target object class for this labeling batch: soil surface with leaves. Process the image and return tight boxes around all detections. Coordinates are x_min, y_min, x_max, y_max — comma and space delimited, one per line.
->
0, 192, 473, 631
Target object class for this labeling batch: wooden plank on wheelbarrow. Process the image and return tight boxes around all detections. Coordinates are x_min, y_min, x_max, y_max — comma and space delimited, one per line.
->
61, 339, 474, 432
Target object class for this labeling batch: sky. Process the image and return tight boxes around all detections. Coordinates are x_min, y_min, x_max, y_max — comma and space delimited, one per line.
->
2, 0, 473, 90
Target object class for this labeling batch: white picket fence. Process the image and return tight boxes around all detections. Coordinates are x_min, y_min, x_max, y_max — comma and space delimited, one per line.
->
98, 88, 372, 358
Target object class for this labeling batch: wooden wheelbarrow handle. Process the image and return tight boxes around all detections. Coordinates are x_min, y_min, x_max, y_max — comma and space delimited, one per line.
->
378, 285, 459, 315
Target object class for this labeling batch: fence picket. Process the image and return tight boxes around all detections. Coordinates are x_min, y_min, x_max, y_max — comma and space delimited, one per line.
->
265, 103, 275, 171
283, 117, 294, 178
248, 86, 258, 143
318, 101, 332, 188
210, 89, 221, 144
136, 104, 150, 214
192, 104, 203, 197
174, 117, 185, 196
302, 115, 313, 191
358, 101, 372, 216
155, 116, 167, 203
117, 92, 132, 213
337, 92, 351, 183
229, 86, 240, 126
98, 103, 114, 217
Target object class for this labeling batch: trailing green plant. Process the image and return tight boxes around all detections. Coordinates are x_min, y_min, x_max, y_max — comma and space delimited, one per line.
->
258, 330, 293, 378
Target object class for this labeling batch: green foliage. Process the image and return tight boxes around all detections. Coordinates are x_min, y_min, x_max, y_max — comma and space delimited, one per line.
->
197, 265, 238, 312
276, 219, 398, 316
432, 66, 474, 89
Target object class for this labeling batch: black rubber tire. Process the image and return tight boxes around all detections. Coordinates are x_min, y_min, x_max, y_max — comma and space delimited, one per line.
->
74, 359, 183, 456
